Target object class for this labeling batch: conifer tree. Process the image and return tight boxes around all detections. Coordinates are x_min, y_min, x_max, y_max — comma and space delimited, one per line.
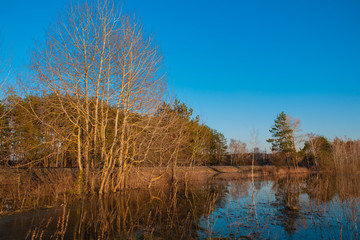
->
267, 111, 295, 153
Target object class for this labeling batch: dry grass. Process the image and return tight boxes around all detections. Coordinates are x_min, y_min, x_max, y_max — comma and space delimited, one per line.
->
0, 168, 77, 216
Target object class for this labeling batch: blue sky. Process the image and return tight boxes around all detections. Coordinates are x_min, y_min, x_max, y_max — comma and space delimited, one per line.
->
1, 0, 359, 150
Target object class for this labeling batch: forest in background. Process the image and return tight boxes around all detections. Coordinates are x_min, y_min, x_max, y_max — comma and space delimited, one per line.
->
0, 95, 227, 169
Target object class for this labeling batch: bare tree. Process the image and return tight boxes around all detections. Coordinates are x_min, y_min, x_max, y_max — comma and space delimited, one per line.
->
332, 137, 360, 171
286, 114, 303, 168
30, 0, 166, 193
286, 116, 303, 151
229, 139, 246, 165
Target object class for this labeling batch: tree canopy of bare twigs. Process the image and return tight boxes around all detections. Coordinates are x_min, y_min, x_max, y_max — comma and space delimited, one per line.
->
29, 0, 167, 193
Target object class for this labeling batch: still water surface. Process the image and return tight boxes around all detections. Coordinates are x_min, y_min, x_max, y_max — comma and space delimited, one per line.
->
1, 174, 359, 239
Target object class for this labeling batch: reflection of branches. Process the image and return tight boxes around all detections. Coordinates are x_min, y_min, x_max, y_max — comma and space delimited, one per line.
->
25, 201, 70, 240
18, 174, 360, 239
230, 181, 249, 199
70, 183, 228, 239
26, 217, 52, 240
272, 174, 360, 238
250, 130, 258, 221
305, 174, 337, 202
272, 175, 303, 236
305, 174, 360, 202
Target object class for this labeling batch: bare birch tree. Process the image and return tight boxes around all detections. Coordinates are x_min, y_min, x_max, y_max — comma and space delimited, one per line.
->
30, 0, 165, 193
286, 115, 303, 168
229, 139, 246, 165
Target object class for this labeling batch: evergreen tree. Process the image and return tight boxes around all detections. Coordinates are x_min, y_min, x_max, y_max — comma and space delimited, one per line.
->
267, 112, 295, 153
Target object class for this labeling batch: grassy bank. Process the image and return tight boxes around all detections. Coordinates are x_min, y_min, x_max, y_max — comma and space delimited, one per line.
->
0, 166, 310, 216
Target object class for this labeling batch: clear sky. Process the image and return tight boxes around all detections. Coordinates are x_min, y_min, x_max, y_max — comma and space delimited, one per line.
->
1, 0, 359, 151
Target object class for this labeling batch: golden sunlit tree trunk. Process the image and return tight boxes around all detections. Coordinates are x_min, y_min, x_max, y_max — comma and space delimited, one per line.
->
30, 0, 165, 194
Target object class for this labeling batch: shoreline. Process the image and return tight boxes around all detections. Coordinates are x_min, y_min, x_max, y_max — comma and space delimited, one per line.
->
126, 165, 311, 188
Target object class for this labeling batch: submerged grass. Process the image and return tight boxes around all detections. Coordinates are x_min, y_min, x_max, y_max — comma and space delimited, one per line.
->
0, 166, 307, 216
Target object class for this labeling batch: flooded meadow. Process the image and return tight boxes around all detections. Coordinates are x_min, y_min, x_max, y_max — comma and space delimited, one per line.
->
1, 173, 359, 239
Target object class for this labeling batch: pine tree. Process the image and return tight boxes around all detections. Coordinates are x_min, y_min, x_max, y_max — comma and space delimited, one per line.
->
267, 112, 295, 153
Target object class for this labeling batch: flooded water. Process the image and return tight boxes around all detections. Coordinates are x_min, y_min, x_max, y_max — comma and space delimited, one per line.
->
0, 174, 359, 239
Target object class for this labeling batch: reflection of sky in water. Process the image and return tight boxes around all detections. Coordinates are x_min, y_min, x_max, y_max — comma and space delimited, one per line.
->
198, 179, 360, 240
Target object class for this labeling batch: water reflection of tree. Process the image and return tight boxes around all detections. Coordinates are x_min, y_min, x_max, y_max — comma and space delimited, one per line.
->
273, 174, 360, 237
304, 174, 337, 202
272, 175, 304, 236
305, 174, 360, 202
22, 174, 360, 239
229, 181, 250, 200
304, 174, 360, 239
228, 180, 262, 201
67, 183, 229, 239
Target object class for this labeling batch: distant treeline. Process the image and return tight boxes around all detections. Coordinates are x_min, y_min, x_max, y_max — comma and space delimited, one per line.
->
230, 124, 360, 172
301, 136, 360, 171
265, 111, 360, 171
